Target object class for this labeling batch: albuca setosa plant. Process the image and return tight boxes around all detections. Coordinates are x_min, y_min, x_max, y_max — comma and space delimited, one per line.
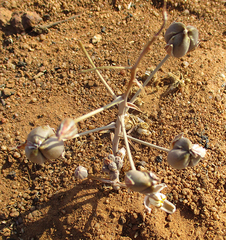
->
17, 2, 206, 214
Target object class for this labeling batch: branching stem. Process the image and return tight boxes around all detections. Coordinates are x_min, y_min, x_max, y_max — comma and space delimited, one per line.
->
74, 96, 123, 124
120, 116, 136, 170
130, 54, 170, 104
71, 122, 115, 139
78, 41, 116, 99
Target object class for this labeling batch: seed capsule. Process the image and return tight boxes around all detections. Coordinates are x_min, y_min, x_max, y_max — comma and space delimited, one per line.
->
165, 22, 199, 58
25, 126, 64, 164
167, 134, 206, 169
125, 170, 164, 195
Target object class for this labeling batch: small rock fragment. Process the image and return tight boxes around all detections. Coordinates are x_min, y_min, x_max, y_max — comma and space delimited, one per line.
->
3, 88, 15, 97
0, 8, 12, 28
30, 97, 37, 103
10, 209, 20, 218
13, 152, 21, 159
22, 11, 42, 30
92, 34, 102, 44
10, 12, 24, 33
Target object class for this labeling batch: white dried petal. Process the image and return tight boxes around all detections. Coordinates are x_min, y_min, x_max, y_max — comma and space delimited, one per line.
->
191, 144, 206, 158
57, 118, 78, 141
117, 147, 126, 160
144, 193, 176, 214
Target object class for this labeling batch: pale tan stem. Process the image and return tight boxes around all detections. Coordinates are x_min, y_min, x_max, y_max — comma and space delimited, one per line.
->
78, 41, 116, 99
127, 135, 170, 152
81, 66, 130, 73
130, 54, 170, 104
71, 122, 115, 139
120, 116, 136, 170
124, 1, 167, 99
74, 96, 123, 124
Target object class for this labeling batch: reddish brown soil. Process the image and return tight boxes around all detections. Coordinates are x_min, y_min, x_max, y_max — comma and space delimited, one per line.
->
0, 0, 226, 239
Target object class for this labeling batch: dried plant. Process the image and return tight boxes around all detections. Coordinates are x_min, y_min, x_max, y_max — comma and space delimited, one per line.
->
17, 2, 206, 214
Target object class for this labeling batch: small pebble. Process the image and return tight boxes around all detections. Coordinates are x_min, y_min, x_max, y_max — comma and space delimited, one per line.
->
166, 215, 172, 222
13, 152, 21, 159
182, 61, 189, 68
30, 97, 37, 103
3, 88, 15, 96
183, 9, 190, 15
10, 209, 20, 218
92, 34, 102, 44
1, 145, 7, 151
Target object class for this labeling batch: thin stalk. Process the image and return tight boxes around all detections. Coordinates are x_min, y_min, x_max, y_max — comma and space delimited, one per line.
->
125, 0, 167, 98
120, 116, 136, 170
81, 66, 130, 73
127, 135, 170, 152
78, 41, 116, 99
88, 175, 127, 188
130, 54, 170, 104
112, 1, 167, 155
74, 96, 123, 124
71, 122, 115, 139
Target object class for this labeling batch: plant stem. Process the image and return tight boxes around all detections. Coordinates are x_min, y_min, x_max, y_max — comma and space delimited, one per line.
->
127, 135, 170, 152
78, 41, 116, 99
81, 66, 130, 73
120, 116, 136, 170
130, 54, 170, 104
71, 122, 115, 139
74, 96, 123, 124
125, 1, 167, 98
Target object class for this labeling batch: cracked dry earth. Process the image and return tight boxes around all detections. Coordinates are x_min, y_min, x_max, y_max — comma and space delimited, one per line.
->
0, 0, 226, 239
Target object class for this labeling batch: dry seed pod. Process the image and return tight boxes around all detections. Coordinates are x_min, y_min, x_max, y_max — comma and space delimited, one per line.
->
167, 135, 206, 169
39, 136, 64, 160
165, 22, 199, 58
125, 170, 164, 195
74, 166, 88, 180
25, 126, 64, 164
167, 148, 191, 169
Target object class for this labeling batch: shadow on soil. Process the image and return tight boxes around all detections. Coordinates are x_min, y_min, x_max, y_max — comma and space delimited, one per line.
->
1, 180, 107, 240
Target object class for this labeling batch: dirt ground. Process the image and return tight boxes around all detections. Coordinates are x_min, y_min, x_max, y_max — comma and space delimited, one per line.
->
0, 0, 226, 239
